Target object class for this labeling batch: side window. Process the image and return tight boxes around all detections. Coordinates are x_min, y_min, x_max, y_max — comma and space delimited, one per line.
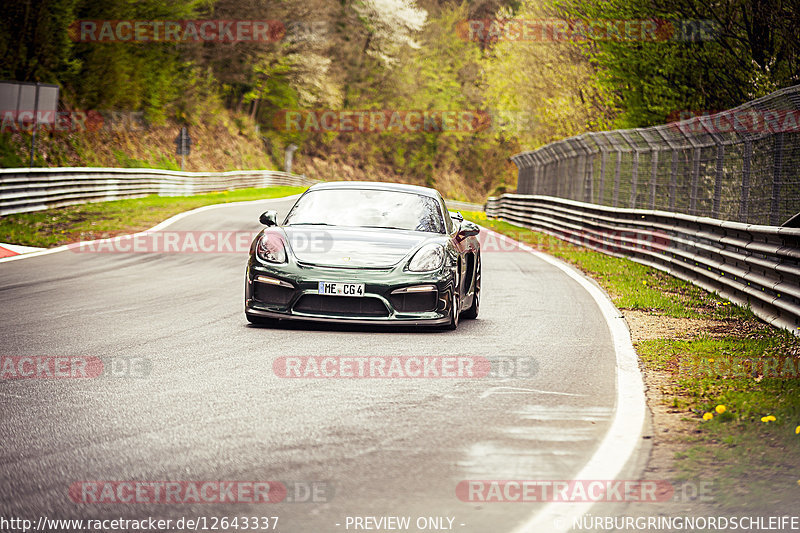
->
440, 196, 454, 234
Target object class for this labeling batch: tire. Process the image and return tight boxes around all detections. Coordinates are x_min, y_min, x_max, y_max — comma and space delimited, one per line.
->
462, 257, 480, 320
445, 272, 460, 330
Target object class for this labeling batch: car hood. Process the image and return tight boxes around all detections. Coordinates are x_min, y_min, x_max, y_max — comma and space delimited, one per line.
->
283, 226, 435, 268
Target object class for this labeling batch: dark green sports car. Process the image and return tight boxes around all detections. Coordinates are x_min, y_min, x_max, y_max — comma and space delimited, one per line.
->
245, 181, 481, 329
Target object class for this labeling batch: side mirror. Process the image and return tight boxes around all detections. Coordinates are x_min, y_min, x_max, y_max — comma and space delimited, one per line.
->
259, 210, 278, 226
450, 211, 464, 223
459, 220, 480, 237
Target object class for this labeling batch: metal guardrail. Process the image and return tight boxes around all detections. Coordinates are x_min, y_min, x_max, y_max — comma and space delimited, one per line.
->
0, 167, 318, 216
486, 194, 800, 334
510, 84, 800, 226
446, 200, 484, 213
0, 167, 485, 216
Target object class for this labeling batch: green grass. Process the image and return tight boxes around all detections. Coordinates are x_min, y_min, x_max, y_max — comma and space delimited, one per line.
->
638, 335, 800, 424
464, 211, 800, 509
0, 186, 306, 248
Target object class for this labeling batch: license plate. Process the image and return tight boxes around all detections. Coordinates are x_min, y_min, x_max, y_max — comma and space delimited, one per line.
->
318, 282, 365, 297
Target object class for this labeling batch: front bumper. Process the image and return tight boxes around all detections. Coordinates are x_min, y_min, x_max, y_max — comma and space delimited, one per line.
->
245, 257, 455, 325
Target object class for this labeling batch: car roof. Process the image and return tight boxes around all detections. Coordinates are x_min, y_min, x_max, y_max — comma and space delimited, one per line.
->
306, 181, 440, 198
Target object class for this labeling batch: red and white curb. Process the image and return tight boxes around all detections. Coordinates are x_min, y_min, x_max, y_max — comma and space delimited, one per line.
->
0, 243, 46, 258
0, 195, 302, 264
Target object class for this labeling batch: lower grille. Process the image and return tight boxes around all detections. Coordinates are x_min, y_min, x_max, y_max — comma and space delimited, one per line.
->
254, 283, 294, 306
389, 292, 438, 313
293, 295, 388, 317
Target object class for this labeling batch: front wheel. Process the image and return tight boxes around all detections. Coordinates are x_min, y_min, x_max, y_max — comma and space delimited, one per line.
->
445, 274, 460, 330
462, 258, 480, 320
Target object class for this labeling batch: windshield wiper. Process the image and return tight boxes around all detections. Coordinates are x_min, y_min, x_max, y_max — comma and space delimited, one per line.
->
286, 222, 335, 226
360, 225, 410, 231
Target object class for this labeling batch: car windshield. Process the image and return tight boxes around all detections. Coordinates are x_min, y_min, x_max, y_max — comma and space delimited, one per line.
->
283, 189, 445, 233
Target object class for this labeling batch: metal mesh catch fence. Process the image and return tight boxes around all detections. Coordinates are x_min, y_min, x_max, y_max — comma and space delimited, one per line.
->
511, 85, 800, 225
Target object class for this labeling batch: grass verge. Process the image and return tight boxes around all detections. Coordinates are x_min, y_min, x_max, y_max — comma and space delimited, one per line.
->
464, 210, 800, 512
0, 186, 307, 248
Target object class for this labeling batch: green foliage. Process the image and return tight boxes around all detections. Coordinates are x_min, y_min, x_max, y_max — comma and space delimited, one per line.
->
0, 134, 26, 167
8, 0, 796, 198
554, 0, 800, 127
0, 0, 80, 83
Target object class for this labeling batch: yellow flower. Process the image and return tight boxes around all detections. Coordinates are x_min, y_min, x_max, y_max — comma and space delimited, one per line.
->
703, 412, 713, 421
715, 405, 726, 414
796, 425, 800, 435
708, 358, 715, 363
761, 415, 776, 423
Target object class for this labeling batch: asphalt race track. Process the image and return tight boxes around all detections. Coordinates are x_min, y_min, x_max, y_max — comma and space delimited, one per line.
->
0, 196, 633, 532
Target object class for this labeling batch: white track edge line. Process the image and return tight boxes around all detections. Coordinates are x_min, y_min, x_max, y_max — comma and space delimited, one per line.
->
484, 229, 646, 533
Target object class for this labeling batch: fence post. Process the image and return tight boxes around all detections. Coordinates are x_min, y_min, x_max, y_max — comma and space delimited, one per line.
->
712, 142, 725, 219
585, 148, 594, 203
639, 129, 660, 210
574, 136, 594, 203
598, 150, 607, 205
670, 150, 678, 211
619, 131, 640, 208
536, 153, 544, 195
690, 148, 701, 215
650, 149, 659, 209
739, 140, 752, 222
571, 142, 582, 200
771, 132, 784, 225
613, 151, 622, 207
631, 150, 639, 208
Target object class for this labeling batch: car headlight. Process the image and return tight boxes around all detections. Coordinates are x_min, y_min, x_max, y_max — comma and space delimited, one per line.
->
256, 232, 287, 263
408, 243, 445, 272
